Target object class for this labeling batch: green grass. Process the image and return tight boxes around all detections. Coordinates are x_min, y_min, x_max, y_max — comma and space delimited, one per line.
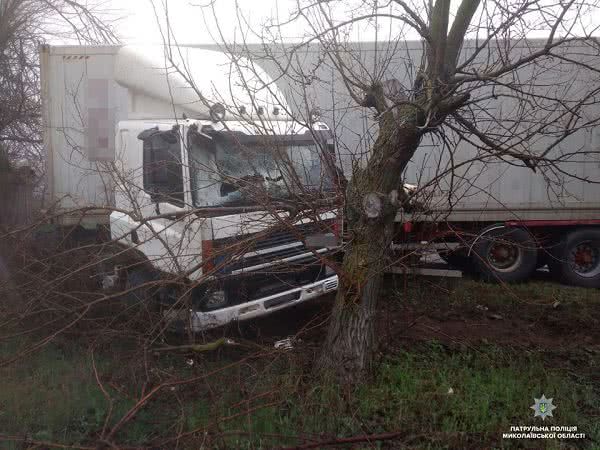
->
0, 344, 597, 449
194, 343, 599, 449
0, 280, 599, 449
449, 278, 600, 311
0, 341, 188, 446
0, 342, 108, 445
358, 344, 599, 448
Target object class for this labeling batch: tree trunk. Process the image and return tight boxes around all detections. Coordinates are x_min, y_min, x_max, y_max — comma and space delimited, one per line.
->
317, 221, 392, 382
317, 107, 421, 383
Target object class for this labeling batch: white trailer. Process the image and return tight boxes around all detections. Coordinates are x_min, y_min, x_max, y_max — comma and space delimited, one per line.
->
386, 40, 600, 287
238, 39, 600, 287
40, 44, 340, 330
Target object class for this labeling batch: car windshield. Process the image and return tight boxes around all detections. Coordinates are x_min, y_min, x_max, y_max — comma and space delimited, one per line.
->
188, 134, 335, 207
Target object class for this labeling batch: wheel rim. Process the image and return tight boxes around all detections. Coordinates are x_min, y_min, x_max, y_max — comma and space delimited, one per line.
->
486, 240, 522, 272
568, 241, 600, 278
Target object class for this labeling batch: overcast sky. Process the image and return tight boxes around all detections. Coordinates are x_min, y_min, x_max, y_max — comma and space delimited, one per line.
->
97, 0, 424, 45
109, 0, 303, 44
80, 0, 599, 45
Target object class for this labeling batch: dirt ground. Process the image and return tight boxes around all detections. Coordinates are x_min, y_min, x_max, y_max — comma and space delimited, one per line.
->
230, 271, 600, 354
2, 269, 598, 449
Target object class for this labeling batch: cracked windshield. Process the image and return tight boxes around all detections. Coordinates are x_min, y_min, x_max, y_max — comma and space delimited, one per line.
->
189, 135, 333, 207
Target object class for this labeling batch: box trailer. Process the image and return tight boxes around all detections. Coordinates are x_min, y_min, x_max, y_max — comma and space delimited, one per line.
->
233, 40, 600, 287
396, 41, 600, 287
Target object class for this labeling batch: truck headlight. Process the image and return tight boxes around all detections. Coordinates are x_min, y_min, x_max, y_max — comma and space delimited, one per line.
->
203, 290, 227, 310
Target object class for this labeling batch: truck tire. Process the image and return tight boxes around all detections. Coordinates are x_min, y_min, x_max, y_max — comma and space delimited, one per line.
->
93, 242, 160, 304
472, 226, 538, 283
123, 268, 156, 303
551, 229, 600, 288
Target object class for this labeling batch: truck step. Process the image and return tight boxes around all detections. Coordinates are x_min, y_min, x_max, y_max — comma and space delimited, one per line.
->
387, 263, 463, 278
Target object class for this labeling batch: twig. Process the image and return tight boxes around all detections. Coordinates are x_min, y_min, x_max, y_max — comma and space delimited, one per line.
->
276, 431, 405, 449
153, 337, 238, 353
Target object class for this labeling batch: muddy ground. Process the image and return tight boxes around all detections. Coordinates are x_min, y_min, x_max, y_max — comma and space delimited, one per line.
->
224, 271, 600, 354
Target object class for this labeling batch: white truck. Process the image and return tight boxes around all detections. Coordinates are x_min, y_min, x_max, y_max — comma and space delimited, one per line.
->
40, 44, 340, 330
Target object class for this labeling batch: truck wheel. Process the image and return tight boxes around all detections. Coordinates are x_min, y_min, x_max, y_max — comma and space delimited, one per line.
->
553, 229, 600, 288
123, 268, 156, 303
472, 226, 538, 283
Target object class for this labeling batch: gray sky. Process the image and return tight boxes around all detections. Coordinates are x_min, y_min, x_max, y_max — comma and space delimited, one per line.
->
93, 0, 428, 45
60, 0, 600, 45
112, 0, 300, 44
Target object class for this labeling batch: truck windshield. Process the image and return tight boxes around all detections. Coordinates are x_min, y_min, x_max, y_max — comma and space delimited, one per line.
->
188, 135, 335, 207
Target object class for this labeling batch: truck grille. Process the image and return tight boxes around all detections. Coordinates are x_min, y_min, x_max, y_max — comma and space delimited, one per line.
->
324, 278, 339, 292
213, 221, 333, 275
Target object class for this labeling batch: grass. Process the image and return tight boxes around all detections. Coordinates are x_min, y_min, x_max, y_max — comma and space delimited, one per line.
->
0, 279, 599, 449
0, 341, 108, 446
194, 343, 599, 449
359, 344, 599, 448
389, 276, 600, 340
448, 278, 600, 314
0, 340, 185, 446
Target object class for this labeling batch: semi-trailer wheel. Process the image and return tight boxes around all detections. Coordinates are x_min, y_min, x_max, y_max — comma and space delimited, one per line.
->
552, 229, 600, 288
472, 225, 538, 283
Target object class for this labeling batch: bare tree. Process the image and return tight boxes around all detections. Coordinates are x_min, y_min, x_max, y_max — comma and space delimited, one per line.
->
1, 1, 600, 445
213, 0, 600, 383
0, 0, 116, 172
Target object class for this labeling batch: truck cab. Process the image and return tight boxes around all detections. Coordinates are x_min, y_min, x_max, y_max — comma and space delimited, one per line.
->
110, 118, 340, 330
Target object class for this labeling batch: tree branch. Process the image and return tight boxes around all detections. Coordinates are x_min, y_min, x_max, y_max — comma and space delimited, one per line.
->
0, 135, 42, 144
445, 0, 481, 71
427, 0, 451, 80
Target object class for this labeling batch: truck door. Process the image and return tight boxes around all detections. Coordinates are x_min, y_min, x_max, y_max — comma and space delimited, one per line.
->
133, 125, 202, 276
